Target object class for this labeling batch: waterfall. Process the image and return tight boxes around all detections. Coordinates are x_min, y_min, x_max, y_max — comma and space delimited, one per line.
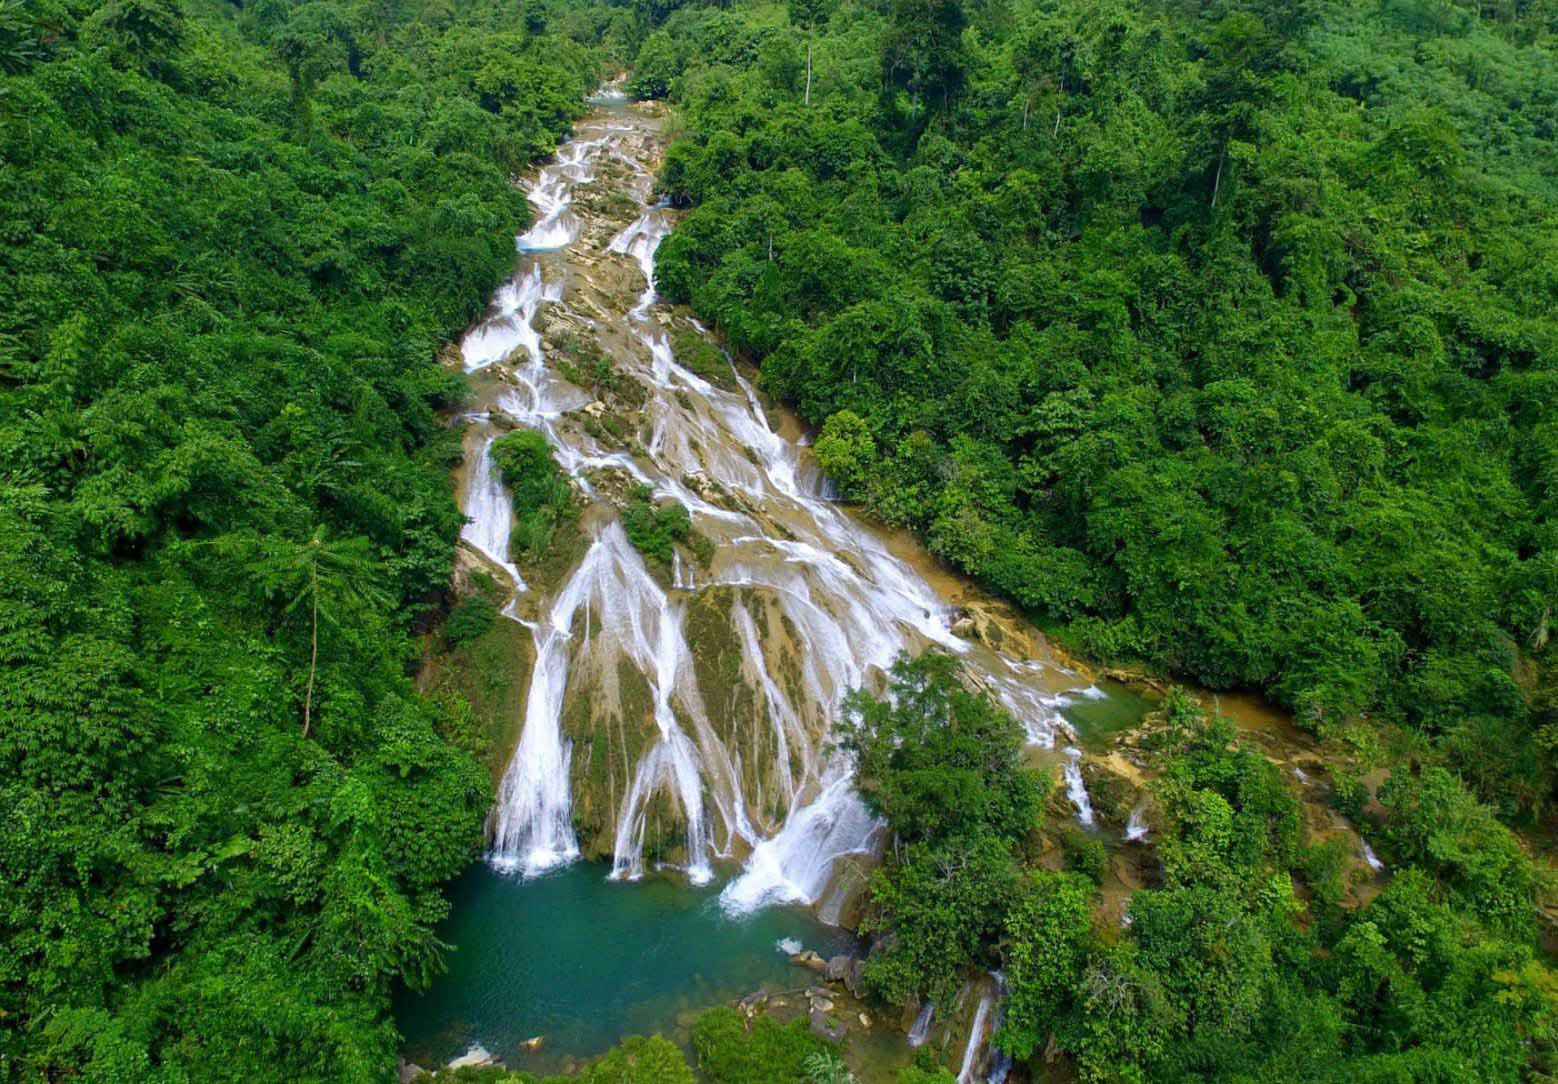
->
460, 429, 527, 598
1064, 746, 1096, 828
955, 980, 997, 1084
1124, 796, 1150, 842
908, 1001, 935, 1047
461, 264, 561, 373
461, 101, 1102, 903
985, 971, 1012, 1084
1361, 840, 1385, 872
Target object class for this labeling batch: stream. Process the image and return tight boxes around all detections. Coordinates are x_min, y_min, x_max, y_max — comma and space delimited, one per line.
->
396, 92, 1152, 1074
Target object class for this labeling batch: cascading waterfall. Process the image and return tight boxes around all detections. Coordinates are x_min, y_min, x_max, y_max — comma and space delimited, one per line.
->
908, 1002, 935, 1047
1064, 746, 1096, 828
460, 428, 527, 598
460, 98, 1102, 906
1124, 796, 1150, 842
956, 980, 997, 1084
984, 971, 1013, 1084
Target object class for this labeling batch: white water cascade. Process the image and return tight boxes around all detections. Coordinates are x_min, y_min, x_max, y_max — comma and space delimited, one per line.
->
1063, 746, 1096, 828
1124, 796, 1150, 842
460, 429, 527, 597
908, 1001, 935, 1047
955, 979, 997, 1084
460, 98, 1099, 899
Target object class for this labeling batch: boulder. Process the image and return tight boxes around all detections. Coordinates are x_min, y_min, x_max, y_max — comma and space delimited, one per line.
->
809, 1009, 847, 1042
810, 996, 835, 1014
791, 949, 827, 972
584, 400, 607, 417
447, 1044, 496, 1069
825, 955, 866, 996
397, 1060, 427, 1084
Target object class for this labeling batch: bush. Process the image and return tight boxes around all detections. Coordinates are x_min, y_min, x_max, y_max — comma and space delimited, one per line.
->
621, 485, 691, 563
491, 429, 575, 558
445, 595, 498, 648
693, 1007, 832, 1084
1061, 829, 1109, 885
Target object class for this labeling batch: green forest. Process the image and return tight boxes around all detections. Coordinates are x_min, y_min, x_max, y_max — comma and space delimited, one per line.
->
0, 0, 609, 1077
649, 0, 1558, 821
3, 0, 1556, 1080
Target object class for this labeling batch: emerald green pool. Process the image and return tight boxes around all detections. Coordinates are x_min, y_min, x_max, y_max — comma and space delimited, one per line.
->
1060, 679, 1158, 751
394, 862, 856, 1073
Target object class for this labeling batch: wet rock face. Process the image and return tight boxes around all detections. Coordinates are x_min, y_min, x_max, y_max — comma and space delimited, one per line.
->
454, 98, 1104, 909
825, 954, 865, 997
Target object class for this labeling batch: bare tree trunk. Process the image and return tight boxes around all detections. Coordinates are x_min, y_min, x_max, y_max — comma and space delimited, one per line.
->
1053, 109, 1061, 137
304, 563, 317, 738
804, 38, 812, 105
1023, 96, 1030, 130
1211, 141, 1226, 208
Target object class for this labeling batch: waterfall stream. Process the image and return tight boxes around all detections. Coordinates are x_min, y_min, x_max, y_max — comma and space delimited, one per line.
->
455, 97, 1099, 909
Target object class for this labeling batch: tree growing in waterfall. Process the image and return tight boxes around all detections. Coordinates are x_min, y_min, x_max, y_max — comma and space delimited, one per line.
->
839, 651, 1047, 1003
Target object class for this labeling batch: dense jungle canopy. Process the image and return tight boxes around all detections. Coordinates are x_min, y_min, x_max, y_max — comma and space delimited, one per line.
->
2, 0, 1555, 1079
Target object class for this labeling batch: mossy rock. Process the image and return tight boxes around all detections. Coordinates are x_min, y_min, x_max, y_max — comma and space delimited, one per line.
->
669, 324, 740, 392
1079, 760, 1136, 830
422, 614, 536, 785
563, 651, 660, 859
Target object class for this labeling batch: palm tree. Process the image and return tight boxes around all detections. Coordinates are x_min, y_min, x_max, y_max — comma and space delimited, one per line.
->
242, 526, 385, 737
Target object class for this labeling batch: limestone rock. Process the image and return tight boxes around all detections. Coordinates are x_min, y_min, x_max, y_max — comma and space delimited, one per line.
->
447, 1044, 496, 1069
584, 399, 607, 417
791, 949, 827, 972
397, 1059, 427, 1084
825, 954, 866, 996
809, 1009, 847, 1042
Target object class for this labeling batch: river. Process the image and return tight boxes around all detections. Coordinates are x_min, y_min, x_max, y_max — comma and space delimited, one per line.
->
397, 91, 1150, 1073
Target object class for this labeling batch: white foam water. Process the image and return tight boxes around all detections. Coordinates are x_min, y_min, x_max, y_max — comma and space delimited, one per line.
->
461, 99, 1099, 910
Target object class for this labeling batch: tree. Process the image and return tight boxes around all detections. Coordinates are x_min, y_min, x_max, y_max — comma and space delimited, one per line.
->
1001, 871, 1095, 1057
788, 0, 835, 105
814, 410, 876, 500
240, 527, 386, 738
882, 0, 967, 120
838, 650, 1045, 847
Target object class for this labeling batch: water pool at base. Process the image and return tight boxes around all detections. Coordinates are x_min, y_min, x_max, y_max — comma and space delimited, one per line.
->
394, 862, 857, 1072
1059, 678, 1158, 751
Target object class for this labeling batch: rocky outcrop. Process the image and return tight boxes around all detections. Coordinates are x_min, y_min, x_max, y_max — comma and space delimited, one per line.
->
825, 954, 866, 997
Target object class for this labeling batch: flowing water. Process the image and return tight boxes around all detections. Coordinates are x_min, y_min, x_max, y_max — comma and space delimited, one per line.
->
415, 94, 1139, 1068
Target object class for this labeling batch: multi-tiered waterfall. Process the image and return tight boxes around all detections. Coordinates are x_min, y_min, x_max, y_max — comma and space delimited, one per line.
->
455, 95, 1099, 919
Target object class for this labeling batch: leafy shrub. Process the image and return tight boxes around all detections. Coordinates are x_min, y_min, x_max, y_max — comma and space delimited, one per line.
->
1061, 829, 1109, 885
621, 485, 691, 563
693, 1007, 832, 1084
491, 429, 575, 558
445, 595, 498, 648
